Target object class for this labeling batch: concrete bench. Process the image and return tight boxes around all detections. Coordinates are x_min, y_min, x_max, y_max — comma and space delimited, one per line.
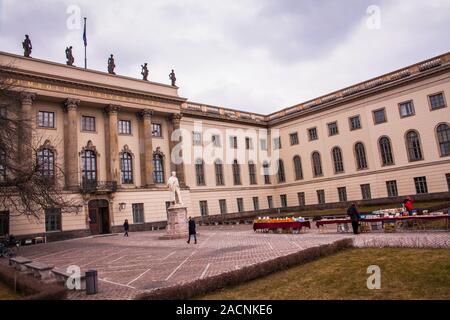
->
9, 256, 32, 271
25, 262, 54, 280
52, 268, 86, 291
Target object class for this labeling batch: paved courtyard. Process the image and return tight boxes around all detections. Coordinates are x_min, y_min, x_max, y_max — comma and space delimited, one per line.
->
8, 225, 450, 300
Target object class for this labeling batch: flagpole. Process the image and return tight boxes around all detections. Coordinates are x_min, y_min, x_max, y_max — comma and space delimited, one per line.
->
84, 17, 87, 69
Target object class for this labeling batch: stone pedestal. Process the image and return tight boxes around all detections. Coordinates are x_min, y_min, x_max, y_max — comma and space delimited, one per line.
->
159, 204, 188, 240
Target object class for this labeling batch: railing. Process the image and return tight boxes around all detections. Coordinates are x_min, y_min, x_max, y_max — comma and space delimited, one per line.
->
80, 180, 117, 193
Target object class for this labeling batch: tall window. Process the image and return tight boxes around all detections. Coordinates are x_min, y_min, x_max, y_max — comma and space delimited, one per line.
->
436, 124, 450, 156
38, 111, 55, 128
280, 194, 287, 208
399, 101, 415, 118
386, 180, 398, 197
153, 154, 165, 183
193, 132, 202, 145
120, 152, 133, 184
45, 208, 61, 232
132, 203, 144, 224
237, 198, 244, 212
328, 122, 339, 136
248, 161, 257, 185
229, 136, 238, 149
277, 159, 285, 183
219, 199, 227, 214
214, 159, 224, 186
81, 150, 97, 183
414, 176, 428, 194
81, 115, 95, 132
361, 184, 372, 200
152, 123, 162, 137
312, 152, 323, 177
267, 196, 273, 209
293, 156, 303, 180
37, 148, 55, 184
199, 201, 209, 216
232, 160, 241, 185
245, 137, 253, 150
212, 134, 221, 147
195, 158, 205, 186
297, 192, 305, 206
406, 131, 423, 161
308, 128, 318, 141
273, 137, 282, 150
263, 161, 271, 184
332, 147, 344, 173
349, 115, 361, 130
429, 92, 446, 110
118, 120, 132, 135
253, 197, 259, 211
0, 211, 9, 237
355, 142, 368, 170
0, 149, 5, 183
290, 132, 299, 145
373, 108, 387, 124
317, 190, 325, 204
379, 136, 394, 166
446, 173, 450, 191
260, 139, 267, 151
338, 187, 347, 202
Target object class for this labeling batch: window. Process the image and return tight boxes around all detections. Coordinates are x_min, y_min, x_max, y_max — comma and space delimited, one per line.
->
446, 173, 450, 191
379, 136, 394, 166
349, 115, 361, 130
273, 137, 281, 150
436, 124, 450, 156
237, 198, 244, 213
195, 158, 205, 186
293, 156, 303, 180
280, 194, 287, 208
0, 211, 9, 237
248, 161, 257, 185
232, 160, 241, 185
37, 148, 55, 184
81, 115, 95, 131
193, 132, 202, 145
317, 190, 325, 204
338, 187, 347, 202
332, 147, 344, 173
290, 132, 299, 145
219, 199, 227, 214
386, 180, 398, 197
153, 154, 165, 183
118, 120, 132, 135
414, 176, 428, 194
45, 208, 61, 232
245, 137, 253, 150
214, 159, 224, 186
260, 139, 267, 151
308, 128, 318, 141
277, 159, 285, 183
312, 152, 323, 177
120, 152, 133, 184
152, 123, 162, 137
132, 203, 144, 224
429, 92, 446, 110
355, 142, 368, 170
229, 136, 238, 149
199, 201, 209, 216
328, 122, 339, 136
38, 111, 55, 128
399, 101, 415, 118
406, 131, 423, 161
81, 150, 97, 183
361, 184, 372, 200
373, 108, 387, 124
297, 192, 305, 206
0, 149, 5, 183
267, 196, 273, 209
212, 134, 221, 147
263, 161, 271, 184
253, 197, 259, 211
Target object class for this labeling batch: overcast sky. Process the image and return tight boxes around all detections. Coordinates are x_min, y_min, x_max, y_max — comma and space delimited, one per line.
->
1, 0, 449, 114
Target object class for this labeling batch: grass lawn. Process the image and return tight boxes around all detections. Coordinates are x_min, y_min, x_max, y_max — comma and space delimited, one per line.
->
0, 282, 22, 300
198, 248, 450, 300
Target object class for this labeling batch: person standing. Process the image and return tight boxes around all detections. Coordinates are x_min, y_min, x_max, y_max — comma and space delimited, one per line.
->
123, 219, 129, 237
347, 203, 360, 235
403, 197, 414, 215
187, 217, 197, 244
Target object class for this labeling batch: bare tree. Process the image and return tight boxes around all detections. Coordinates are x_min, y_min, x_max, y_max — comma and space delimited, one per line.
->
0, 66, 82, 218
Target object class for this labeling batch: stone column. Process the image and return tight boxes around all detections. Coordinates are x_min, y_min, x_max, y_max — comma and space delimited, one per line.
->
63, 98, 80, 190
169, 113, 186, 187
19, 92, 35, 167
139, 109, 154, 187
104, 105, 120, 184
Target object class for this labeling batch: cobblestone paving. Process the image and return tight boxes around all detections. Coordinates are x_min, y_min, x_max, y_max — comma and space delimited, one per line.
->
12, 225, 450, 300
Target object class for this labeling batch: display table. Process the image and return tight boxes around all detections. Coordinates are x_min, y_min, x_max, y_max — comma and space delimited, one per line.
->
253, 221, 311, 233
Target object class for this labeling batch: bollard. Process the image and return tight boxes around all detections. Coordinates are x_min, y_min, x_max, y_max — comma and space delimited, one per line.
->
85, 269, 98, 295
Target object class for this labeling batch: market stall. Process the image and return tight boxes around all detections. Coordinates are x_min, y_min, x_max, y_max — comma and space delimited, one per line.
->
253, 217, 311, 233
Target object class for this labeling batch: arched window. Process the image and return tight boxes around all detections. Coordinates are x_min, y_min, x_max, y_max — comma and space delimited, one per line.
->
332, 147, 344, 173
354, 142, 368, 169
37, 148, 55, 183
0, 148, 6, 183
195, 158, 205, 185
263, 161, 271, 184
406, 131, 423, 161
312, 152, 323, 177
232, 159, 241, 185
293, 156, 303, 180
214, 159, 224, 186
81, 150, 97, 184
248, 160, 257, 185
120, 152, 133, 184
277, 159, 285, 183
437, 124, 450, 156
153, 154, 165, 184
379, 136, 394, 166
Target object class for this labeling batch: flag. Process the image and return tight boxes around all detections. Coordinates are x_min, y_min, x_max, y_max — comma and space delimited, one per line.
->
83, 18, 87, 47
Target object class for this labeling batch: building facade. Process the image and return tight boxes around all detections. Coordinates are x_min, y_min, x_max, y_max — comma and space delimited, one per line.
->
0, 51, 449, 239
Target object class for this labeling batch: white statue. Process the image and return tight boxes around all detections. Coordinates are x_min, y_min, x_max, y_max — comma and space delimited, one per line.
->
167, 171, 183, 205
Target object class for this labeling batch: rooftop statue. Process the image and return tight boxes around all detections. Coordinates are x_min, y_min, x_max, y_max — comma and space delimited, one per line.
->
108, 54, 116, 74
65, 46, 75, 66
22, 35, 32, 57
169, 69, 176, 86
141, 63, 149, 81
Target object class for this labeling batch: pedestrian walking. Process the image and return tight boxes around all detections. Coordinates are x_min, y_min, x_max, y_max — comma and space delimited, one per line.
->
187, 217, 197, 244
347, 203, 360, 234
123, 219, 129, 237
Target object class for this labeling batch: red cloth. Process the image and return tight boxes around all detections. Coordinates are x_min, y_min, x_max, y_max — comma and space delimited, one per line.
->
404, 199, 413, 211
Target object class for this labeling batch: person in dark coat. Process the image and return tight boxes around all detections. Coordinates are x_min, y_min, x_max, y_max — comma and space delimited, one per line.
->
187, 217, 197, 244
123, 219, 129, 237
347, 203, 360, 234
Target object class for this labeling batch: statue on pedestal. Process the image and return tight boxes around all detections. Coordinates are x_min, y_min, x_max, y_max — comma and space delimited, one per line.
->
65, 46, 75, 66
167, 171, 182, 205
108, 54, 116, 74
141, 63, 149, 81
169, 69, 176, 86
22, 35, 32, 57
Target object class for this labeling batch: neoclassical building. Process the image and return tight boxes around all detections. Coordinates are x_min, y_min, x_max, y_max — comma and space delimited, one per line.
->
0, 50, 449, 240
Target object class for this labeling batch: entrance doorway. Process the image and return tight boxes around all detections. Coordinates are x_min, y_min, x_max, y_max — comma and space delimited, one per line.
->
88, 199, 110, 235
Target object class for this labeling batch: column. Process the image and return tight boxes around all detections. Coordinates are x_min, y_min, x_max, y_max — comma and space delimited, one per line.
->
63, 98, 80, 190
169, 113, 186, 187
104, 105, 120, 184
139, 109, 154, 187
19, 92, 35, 167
